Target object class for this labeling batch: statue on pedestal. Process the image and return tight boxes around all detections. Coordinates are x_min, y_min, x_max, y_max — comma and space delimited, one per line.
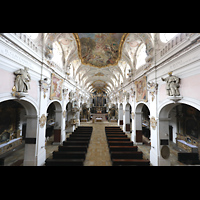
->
161, 72, 180, 96
13, 67, 31, 93
12, 67, 31, 98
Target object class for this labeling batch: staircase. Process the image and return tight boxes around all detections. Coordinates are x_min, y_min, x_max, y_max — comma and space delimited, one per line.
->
105, 126, 150, 166
45, 126, 92, 166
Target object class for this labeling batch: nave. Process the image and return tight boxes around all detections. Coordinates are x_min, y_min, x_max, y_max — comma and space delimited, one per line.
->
2, 121, 190, 166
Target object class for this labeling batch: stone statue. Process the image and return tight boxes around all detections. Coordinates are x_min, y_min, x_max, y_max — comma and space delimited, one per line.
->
161, 72, 180, 96
14, 67, 31, 93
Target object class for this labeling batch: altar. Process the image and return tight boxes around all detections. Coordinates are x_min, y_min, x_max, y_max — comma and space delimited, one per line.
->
92, 113, 107, 122
177, 140, 198, 153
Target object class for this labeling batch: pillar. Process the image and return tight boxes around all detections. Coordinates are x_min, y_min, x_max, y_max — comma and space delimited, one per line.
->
134, 111, 143, 144
53, 109, 62, 145
23, 115, 38, 166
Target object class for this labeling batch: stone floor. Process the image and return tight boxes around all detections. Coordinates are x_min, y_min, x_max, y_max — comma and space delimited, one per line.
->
83, 121, 114, 166
2, 121, 199, 166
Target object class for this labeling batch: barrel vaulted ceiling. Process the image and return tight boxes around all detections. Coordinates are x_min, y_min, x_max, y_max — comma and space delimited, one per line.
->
44, 33, 154, 94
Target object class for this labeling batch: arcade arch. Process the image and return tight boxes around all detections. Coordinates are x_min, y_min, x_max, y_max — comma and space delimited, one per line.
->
46, 101, 62, 144
0, 98, 39, 166
134, 103, 150, 144
124, 103, 132, 133
158, 102, 200, 165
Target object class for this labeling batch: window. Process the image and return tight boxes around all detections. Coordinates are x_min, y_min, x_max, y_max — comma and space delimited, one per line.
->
136, 43, 147, 69
160, 33, 178, 43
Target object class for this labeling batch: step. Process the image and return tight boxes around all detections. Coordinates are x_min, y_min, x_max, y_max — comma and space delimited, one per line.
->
107, 137, 130, 141
110, 151, 143, 159
112, 159, 150, 166
63, 141, 89, 147
53, 151, 86, 159
109, 146, 138, 152
45, 158, 84, 166
108, 141, 133, 146
58, 145, 88, 152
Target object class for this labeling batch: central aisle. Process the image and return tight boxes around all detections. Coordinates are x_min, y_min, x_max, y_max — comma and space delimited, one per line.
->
83, 122, 118, 166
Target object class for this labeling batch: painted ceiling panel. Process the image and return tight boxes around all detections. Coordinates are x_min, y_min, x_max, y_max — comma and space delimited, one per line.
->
73, 33, 129, 68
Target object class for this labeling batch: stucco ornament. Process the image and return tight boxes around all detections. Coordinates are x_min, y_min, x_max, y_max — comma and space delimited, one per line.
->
147, 81, 158, 101
39, 114, 47, 128
150, 116, 157, 130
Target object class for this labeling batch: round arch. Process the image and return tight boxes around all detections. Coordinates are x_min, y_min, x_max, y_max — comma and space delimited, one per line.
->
158, 99, 200, 166
134, 102, 151, 144
0, 97, 39, 166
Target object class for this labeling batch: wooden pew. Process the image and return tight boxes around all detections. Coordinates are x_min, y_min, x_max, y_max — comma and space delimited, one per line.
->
109, 146, 138, 152
63, 141, 89, 147
45, 126, 93, 166
69, 134, 91, 138
45, 158, 84, 166
53, 151, 86, 159
107, 137, 130, 141
59, 145, 88, 152
110, 151, 143, 159
112, 159, 150, 166
67, 137, 90, 141
106, 134, 128, 138
108, 141, 133, 146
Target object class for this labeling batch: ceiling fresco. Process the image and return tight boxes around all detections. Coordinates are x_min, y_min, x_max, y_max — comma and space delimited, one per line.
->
73, 33, 129, 68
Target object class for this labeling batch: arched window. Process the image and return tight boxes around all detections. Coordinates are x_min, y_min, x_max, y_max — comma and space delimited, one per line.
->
136, 43, 147, 69
160, 33, 178, 43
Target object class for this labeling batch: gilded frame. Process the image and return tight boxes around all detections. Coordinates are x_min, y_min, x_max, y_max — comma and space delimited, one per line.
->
135, 76, 148, 102
50, 73, 63, 101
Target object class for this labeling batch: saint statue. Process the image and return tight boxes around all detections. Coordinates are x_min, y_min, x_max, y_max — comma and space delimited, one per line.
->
161, 72, 180, 96
14, 67, 31, 93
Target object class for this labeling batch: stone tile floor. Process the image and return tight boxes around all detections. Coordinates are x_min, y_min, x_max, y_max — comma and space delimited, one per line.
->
83, 121, 113, 166
2, 121, 199, 166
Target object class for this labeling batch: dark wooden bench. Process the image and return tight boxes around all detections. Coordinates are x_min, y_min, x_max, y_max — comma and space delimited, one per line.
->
45, 158, 84, 166
107, 137, 130, 141
111, 151, 143, 159
106, 134, 128, 138
53, 151, 86, 159
112, 159, 150, 166
109, 146, 138, 152
105, 130, 122, 132
69, 134, 91, 138
63, 141, 89, 147
108, 141, 133, 146
59, 145, 88, 152
67, 137, 90, 141
178, 152, 200, 164
105, 127, 121, 129
105, 132, 124, 135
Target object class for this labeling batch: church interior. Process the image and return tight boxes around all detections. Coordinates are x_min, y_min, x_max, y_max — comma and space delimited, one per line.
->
0, 33, 200, 166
